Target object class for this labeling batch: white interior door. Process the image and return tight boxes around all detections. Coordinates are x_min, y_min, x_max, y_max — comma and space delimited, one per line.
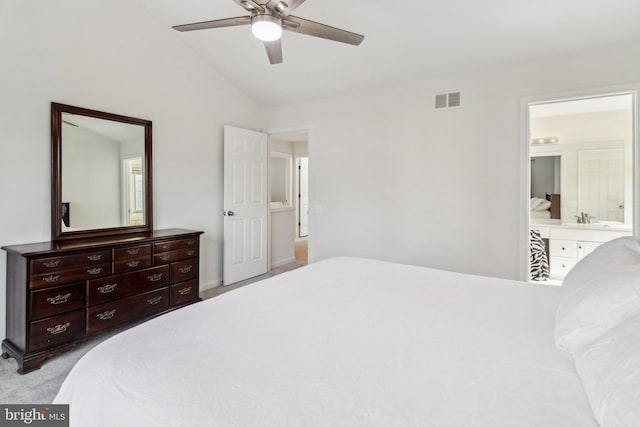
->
297, 157, 309, 237
578, 149, 624, 222
223, 125, 268, 285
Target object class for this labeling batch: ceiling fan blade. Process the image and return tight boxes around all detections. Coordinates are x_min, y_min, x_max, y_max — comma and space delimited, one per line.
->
265, 0, 306, 17
283, 16, 364, 46
264, 40, 283, 64
231, 0, 264, 13
172, 16, 251, 32
281, 0, 306, 16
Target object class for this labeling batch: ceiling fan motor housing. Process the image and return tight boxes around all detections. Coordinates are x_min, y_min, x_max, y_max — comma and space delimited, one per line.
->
251, 12, 283, 41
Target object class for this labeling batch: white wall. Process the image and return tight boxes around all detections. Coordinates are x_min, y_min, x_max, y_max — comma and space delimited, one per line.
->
294, 141, 309, 157
270, 138, 294, 154
270, 209, 296, 267
263, 40, 640, 280
0, 0, 263, 342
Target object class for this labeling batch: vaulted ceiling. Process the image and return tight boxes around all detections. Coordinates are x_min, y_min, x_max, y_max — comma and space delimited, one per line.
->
138, 0, 640, 107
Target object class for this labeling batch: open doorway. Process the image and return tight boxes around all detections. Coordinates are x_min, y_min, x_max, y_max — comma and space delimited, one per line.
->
123, 157, 144, 226
268, 130, 309, 267
527, 93, 635, 284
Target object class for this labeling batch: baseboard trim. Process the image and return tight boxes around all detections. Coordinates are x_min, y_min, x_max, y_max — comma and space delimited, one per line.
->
271, 257, 296, 268
199, 279, 222, 292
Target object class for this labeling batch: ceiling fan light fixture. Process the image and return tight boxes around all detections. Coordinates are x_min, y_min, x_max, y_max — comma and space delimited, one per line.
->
251, 13, 283, 41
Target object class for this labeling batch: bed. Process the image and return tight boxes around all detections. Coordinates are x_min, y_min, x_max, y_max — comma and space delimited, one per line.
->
54, 248, 640, 426
530, 193, 560, 221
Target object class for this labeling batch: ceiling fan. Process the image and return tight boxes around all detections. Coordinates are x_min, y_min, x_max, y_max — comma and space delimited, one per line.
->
172, 0, 365, 64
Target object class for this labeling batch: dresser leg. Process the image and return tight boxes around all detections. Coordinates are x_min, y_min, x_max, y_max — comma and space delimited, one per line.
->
1, 352, 9, 359
17, 357, 46, 374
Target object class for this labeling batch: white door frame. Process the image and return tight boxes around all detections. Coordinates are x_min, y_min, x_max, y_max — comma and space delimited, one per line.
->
519, 86, 639, 281
296, 156, 309, 238
266, 126, 313, 264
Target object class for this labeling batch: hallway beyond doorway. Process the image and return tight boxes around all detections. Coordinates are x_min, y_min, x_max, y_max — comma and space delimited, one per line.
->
295, 238, 308, 265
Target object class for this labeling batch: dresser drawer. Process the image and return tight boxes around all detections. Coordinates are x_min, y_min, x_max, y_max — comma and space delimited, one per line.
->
87, 265, 170, 306
170, 279, 199, 308
550, 256, 578, 279
87, 287, 169, 334
30, 282, 85, 321
170, 258, 198, 283
28, 310, 85, 352
113, 256, 152, 274
30, 250, 111, 275
549, 239, 578, 258
30, 263, 111, 289
154, 238, 198, 254
113, 244, 151, 261
153, 247, 198, 265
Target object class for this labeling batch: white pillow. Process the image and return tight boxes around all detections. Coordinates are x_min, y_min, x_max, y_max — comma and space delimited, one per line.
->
574, 315, 640, 426
554, 236, 640, 353
530, 197, 543, 210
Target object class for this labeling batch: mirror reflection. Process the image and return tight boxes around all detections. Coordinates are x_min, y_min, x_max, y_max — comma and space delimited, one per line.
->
529, 94, 633, 226
270, 152, 292, 207
61, 113, 146, 231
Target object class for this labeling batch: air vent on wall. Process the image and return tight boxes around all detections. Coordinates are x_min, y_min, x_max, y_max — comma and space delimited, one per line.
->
435, 92, 461, 110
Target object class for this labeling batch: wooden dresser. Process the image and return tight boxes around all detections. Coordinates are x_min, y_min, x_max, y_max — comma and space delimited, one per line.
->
1, 228, 203, 373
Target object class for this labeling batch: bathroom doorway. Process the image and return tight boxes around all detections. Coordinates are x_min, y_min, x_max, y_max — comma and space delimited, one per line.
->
268, 130, 309, 267
526, 92, 635, 284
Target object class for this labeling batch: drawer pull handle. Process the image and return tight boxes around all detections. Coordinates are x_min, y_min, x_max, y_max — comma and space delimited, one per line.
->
43, 260, 60, 268
160, 255, 171, 261
98, 283, 118, 294
97, 310, 117, 320
178, 265, 193, 274
127, 248, 140, 255
185, 250, 195, 256
160, 244, 170, 250
178, 287, 192, 296
47, 322, 71, 335
87, 254, 103, 261
87, 267, 103, 275
147, 273, 164, 282
186, 240, 195, 246
47, 293, 71, 305
147, 296, 163, 305
43, 275, 60, 283
126, 260, 140, 267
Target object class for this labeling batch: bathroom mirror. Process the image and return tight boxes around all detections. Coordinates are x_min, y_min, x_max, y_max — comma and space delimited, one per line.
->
270, 151, 292, 207
51, 103, 152, 241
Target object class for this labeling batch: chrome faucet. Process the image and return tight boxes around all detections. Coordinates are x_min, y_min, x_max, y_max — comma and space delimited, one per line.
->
575, 212, 593, 224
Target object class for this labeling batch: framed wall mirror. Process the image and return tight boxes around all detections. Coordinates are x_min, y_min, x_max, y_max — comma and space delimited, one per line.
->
51, 103, 153, 241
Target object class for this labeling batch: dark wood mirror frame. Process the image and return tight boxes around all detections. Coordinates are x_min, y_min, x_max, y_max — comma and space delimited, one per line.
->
51, 102, 153, 241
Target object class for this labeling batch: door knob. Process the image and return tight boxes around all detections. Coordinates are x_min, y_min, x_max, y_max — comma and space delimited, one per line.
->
224, 211, 235, 216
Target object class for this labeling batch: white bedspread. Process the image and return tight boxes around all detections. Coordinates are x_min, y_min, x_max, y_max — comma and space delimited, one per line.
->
54, 257, 596, 426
